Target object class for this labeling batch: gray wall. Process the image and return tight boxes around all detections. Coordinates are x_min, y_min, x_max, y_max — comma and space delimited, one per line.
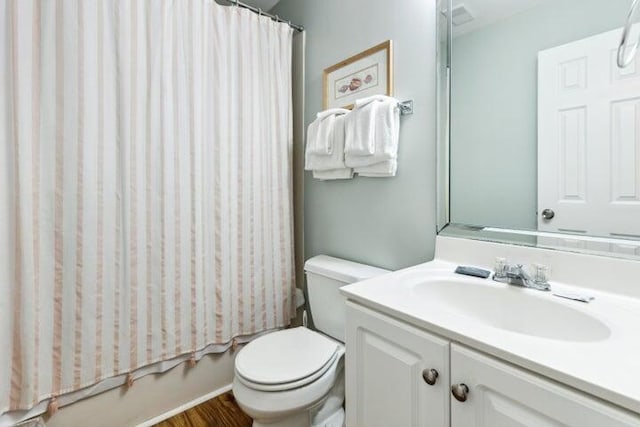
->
272, 0, 438, 270
451, 0, 631, 230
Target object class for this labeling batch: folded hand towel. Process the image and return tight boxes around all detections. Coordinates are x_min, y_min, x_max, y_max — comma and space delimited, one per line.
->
312, 168, 354, 180
305, 114, 348, 171
354, 159, 398, 177
317, 107, 350, 121
345, 97, 400, 168
355, 94, 389, 108
316, 114, 336, 155
306, 115, 334, 156
306, 108, 350, 156
344, 99, 379, 156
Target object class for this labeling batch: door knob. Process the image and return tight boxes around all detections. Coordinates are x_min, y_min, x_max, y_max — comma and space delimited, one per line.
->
541, 208, 555, 220
451, 383, 469, 402
422, 368, 439, 386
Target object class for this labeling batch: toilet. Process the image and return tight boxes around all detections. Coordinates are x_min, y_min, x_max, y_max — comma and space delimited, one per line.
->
232, 255, 389, 427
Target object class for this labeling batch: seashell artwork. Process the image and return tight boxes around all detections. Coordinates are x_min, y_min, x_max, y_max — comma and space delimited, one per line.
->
349, 77, 363, 91
333, 64, 379, 100
323, 40, 392, 108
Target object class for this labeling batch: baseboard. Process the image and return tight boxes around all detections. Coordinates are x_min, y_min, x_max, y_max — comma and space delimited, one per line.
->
136, 383, 233, 427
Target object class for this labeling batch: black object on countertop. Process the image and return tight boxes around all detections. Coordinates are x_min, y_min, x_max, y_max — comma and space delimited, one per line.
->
454, 266, 491, 279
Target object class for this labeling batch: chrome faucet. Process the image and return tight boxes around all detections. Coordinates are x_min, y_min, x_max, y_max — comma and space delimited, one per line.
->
493, 259, 551, 291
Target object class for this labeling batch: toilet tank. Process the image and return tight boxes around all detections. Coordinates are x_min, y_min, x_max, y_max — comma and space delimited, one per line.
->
304, 255, 389, 342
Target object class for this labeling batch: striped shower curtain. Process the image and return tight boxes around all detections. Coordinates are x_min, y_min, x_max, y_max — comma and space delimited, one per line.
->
0, 0, 295, 416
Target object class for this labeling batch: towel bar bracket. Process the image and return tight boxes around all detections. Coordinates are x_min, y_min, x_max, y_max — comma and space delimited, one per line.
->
398, 100, 414, 116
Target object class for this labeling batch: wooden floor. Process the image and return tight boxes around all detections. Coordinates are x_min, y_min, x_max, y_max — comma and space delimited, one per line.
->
154, 392, 252, 427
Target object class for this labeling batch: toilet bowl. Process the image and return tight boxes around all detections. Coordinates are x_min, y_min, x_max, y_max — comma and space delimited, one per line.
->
232, 255, 389, 427
233, 327, 345, 427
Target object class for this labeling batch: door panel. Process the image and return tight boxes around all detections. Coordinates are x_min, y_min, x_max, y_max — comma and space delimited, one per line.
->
610, 98, 640, 214
478, 389, 563, 427
538, 28, 640, 241
345, 301, 450, 427
451, 344, 640, 427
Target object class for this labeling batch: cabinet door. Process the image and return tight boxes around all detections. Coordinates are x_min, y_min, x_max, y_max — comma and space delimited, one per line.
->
451, 344, 640, 427
345, 301, 450, 427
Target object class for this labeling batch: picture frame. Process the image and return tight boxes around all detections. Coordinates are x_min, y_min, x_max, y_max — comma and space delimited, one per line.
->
323, 40, 393, 110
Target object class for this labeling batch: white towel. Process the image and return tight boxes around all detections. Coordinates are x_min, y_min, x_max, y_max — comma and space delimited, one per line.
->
313, 168, 354, 180
306, 115, 335, 156
317, 107, 350, 121
305, 114, 349, 171
344, 99, 379, 156
306, 108, 350, 156
355, 94, 389, 108
345, 97, 400, 168
355, 160, 398, 177
315, 114, 336, 155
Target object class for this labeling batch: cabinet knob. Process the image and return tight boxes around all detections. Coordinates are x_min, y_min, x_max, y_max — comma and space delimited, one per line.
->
422, 368, 439, 386
451, 383, 469, 402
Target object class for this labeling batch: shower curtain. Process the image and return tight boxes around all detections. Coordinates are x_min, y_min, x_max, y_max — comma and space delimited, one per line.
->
0, 0, 295, 415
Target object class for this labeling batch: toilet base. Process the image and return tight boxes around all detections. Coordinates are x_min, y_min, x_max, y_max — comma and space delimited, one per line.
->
312, 407, 344, 427
252, 411, 309, 427
246, 372, 345, 427
251, 406, 344, 427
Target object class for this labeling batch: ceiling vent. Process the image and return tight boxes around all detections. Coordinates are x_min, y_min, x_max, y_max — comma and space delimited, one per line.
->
451, 4, 475, 27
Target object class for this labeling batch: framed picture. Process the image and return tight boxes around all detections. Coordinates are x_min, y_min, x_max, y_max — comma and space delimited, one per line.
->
323, 40, 393, 109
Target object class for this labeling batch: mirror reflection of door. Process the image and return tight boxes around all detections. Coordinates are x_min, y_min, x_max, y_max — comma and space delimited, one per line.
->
449, 0, 640, 257
538, 29, 640, 251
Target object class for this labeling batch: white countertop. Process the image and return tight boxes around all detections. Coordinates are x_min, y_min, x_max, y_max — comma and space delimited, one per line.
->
340, 257, 640, 415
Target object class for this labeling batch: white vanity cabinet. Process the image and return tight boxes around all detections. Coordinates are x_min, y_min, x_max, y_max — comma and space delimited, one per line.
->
450, 344, 640, 427
345, 301, 640, 427
345, 301, 450, 427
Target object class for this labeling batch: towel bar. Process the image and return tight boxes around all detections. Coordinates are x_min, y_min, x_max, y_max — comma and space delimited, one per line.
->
398, 100, 414, 116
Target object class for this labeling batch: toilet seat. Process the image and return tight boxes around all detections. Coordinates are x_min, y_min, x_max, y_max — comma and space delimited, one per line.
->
235, 327, 340, 392
233, 345, 345, 421
237, 351, 340, 392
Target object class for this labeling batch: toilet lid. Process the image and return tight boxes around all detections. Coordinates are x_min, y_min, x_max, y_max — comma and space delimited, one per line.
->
235, 327, 339, 386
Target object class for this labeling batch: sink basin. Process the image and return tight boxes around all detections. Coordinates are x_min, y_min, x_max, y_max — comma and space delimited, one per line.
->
412, 278, 611, 342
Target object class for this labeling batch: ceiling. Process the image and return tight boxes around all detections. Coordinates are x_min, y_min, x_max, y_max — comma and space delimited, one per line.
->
243, 0, 281, 12
451, 0, 549, 36
243, 0, 549, 34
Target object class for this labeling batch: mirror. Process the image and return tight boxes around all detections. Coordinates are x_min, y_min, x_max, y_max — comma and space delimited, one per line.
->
439, 0, 640, 259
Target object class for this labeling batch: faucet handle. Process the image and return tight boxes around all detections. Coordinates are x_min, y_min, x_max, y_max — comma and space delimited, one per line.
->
531, 264, 550, 284
494, 257, 508, 277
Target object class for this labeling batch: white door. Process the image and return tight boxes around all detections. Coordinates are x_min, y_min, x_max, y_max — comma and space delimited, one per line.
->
345, 301, 450, 427
538, 28, 640, 241
451, 344, 640, 427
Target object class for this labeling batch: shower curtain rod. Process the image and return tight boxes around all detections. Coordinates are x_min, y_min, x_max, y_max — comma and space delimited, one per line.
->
226, 0, 304, 32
